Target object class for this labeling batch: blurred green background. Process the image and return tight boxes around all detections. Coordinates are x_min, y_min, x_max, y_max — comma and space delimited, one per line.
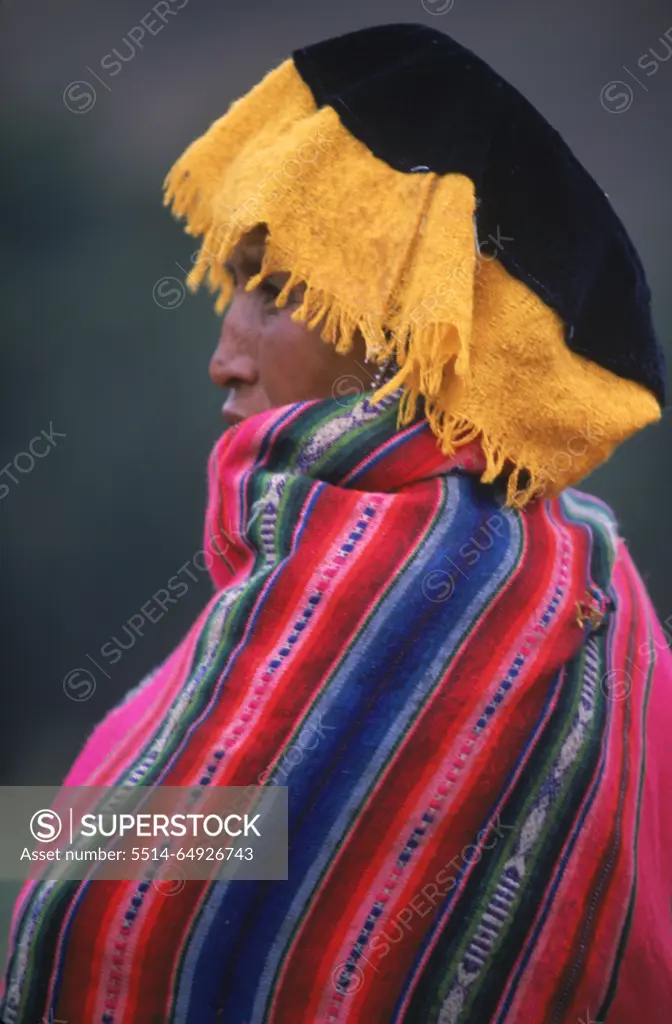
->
1, 0, 670, 971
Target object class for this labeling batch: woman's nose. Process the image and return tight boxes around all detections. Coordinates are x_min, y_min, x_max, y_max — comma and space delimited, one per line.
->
208, 307, 258, 390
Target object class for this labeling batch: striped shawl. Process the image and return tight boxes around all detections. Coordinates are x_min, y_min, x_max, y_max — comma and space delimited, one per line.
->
2, 388, 672, 1023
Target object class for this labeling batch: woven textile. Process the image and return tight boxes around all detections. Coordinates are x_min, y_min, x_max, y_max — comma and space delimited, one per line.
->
2, 390, 671, 1023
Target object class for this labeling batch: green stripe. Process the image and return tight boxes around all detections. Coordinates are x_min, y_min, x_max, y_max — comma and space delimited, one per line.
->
597, 613, 655, 1017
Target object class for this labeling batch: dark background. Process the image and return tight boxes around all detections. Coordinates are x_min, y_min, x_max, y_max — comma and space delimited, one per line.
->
0, 0, 670, 961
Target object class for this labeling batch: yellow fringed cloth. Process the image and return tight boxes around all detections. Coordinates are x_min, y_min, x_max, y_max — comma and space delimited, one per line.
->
164, 33, 663, 507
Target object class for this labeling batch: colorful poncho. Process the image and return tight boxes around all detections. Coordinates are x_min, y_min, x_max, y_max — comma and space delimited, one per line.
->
2, 388, 672, 1023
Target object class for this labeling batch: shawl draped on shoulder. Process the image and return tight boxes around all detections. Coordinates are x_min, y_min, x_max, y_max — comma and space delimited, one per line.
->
2, 389, 671, 1024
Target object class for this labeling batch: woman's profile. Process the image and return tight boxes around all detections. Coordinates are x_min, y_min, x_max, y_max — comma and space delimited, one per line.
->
1, 22, 671, 1024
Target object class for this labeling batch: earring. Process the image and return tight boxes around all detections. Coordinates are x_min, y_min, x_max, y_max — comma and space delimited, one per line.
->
370, 356, 398, 390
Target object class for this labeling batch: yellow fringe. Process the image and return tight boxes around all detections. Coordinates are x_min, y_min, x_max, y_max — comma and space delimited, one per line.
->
163, 57, 662, 508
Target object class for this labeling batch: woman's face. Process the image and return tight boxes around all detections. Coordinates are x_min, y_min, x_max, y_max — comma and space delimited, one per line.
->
208, 225, 373, 426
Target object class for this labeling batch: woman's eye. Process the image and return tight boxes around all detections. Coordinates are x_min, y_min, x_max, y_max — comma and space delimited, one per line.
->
260, 279, 282, 301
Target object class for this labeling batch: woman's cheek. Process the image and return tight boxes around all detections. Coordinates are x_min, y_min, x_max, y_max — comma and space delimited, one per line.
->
259, 323, 295, 404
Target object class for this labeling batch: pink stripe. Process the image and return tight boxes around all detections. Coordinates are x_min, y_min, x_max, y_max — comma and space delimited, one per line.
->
63, 603, 212, 787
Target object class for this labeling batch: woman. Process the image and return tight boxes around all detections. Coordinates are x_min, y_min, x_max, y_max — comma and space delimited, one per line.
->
2, 22, 671, 1024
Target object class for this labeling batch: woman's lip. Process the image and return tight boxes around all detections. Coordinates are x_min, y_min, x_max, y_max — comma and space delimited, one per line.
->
221, 405, 247, 427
